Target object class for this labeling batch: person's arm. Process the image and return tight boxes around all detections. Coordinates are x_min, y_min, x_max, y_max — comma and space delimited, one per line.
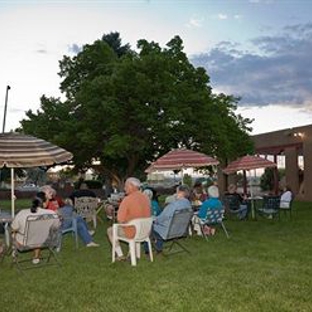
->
197, 202, 208, 219
117, 200, 128, 223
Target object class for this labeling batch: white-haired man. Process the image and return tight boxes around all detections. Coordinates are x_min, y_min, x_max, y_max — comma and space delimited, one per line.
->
107, 177, 151, 260
151, 184, 192, 253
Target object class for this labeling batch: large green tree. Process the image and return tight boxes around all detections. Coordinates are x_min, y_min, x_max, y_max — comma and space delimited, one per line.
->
20, 33, 253, 185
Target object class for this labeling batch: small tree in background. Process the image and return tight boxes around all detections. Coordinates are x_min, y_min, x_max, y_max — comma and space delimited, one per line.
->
260, 168, 275, 191
260, 168, 285, 192
183, 173, 193, 188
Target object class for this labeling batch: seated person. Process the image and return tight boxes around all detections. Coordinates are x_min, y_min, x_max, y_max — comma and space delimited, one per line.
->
143, 188, 161, 217
150, 185, 192, 253
11, 192, 59, 264
104, 192, 125, 221
107, 177, 151, 261
191, 182, 207, 206
224, 184, 248, 220
70, 182, 96, 203
280, 186, 293, 208
41, 186, 99, 247
104, 202, 116, 221
193, 185, 222, 236
40, 185, 64, 211
58, 199, 99, 248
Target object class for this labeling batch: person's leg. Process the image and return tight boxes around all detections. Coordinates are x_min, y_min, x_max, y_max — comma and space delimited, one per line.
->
107, 226, 123, 257
105, 204, 114, 220
192, 215, 202, 236
76, 216, 93, 245
152, 230, 164, 252
32, 248, 41, 263
238, 205, 248, 219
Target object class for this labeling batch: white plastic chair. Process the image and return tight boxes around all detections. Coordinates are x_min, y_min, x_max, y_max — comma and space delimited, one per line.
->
112, 217, 153, 266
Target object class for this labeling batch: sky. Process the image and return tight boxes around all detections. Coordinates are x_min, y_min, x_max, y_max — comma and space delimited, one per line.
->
0, 0, 311, 135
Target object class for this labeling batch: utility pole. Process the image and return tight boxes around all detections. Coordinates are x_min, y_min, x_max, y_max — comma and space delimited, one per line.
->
2, 85, 11, 133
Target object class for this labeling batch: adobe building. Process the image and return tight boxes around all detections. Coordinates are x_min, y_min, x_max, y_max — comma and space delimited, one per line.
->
252, 124, 312, 201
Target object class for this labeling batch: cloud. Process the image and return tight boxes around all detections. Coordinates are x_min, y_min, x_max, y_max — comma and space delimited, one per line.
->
210, 13, 242, 22
36, 49, 47, 54
186, 17, 204, 28
217, 13, 228, 20
191, 23, 312, 111
234, 14, 243, 20
68, 43, 82, 54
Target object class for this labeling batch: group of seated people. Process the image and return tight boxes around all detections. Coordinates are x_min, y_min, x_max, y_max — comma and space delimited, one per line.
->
11, 183, 100, 264
9, 177, 294, 264
106, 177, 193, 260
107, 177, 227, 261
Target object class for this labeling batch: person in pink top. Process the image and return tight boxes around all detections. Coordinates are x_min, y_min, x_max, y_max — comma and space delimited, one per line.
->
107, 177, 151, 261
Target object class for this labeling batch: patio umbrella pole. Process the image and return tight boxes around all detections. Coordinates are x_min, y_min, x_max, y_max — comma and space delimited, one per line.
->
249, 171, 256, 220
243, 170, 247, 195
11, 168, 14, 217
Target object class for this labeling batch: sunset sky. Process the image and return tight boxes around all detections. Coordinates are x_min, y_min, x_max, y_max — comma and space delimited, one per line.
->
0, 0, 311, 134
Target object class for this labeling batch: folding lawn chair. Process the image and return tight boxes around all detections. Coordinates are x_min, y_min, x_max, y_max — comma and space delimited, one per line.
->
160, 208, 194, 255
12, 213, 61, 272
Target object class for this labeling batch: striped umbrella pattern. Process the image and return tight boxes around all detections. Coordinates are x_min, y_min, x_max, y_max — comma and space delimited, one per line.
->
223, 155, 277, 220
0, 132, 73, 168
146, 148, 219, 172
223, 155, 276, 174
0, 132, 73, 217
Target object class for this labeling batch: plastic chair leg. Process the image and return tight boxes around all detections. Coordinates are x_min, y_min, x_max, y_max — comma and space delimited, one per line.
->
112, 233, 116, 263
147, 240, 154, 262
93, 216, 97, 229
135, 243, 141, 259
129, 241, 137, 266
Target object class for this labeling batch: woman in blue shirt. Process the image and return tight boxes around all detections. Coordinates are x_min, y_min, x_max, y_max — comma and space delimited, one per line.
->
196, 185, 222, 235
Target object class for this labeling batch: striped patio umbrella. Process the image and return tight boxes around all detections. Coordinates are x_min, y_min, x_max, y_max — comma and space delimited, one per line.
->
223, 155, 277, 219
0, 132, 73, 216
223, 155, 276, 175
145, 148, 219, 173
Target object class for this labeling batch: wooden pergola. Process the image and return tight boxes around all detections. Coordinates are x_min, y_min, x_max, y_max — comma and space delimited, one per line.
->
251, 124, 312, 201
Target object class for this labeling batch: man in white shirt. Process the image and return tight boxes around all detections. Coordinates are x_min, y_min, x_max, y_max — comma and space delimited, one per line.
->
280, 186, 293, 208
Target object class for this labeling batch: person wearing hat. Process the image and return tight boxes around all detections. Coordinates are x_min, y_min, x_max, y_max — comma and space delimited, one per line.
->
195, 185, 222, 235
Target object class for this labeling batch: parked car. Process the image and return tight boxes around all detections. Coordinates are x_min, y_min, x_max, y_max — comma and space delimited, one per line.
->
16, 183, 39, 191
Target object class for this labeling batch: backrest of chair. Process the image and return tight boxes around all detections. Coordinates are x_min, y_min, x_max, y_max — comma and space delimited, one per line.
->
205, 208, 225, 225
22, 214, 60, 248
223, 195, 240, 211
165, 208, 193, 240
264, 196, 280, 210
128, 217, 153, 240
75, 196, 98, 217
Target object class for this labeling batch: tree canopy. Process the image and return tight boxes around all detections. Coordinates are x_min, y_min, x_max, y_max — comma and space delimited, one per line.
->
20, 32, 254, 185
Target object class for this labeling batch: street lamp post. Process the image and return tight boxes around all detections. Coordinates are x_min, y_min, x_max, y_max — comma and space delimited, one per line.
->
2, 85, 11, 133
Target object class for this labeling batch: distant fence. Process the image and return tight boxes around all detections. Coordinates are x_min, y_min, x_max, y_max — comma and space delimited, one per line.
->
0, 188, 107, 201
0, 190, 38, 200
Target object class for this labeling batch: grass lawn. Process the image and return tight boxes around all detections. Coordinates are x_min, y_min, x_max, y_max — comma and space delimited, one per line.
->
1, 200, 312, 312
